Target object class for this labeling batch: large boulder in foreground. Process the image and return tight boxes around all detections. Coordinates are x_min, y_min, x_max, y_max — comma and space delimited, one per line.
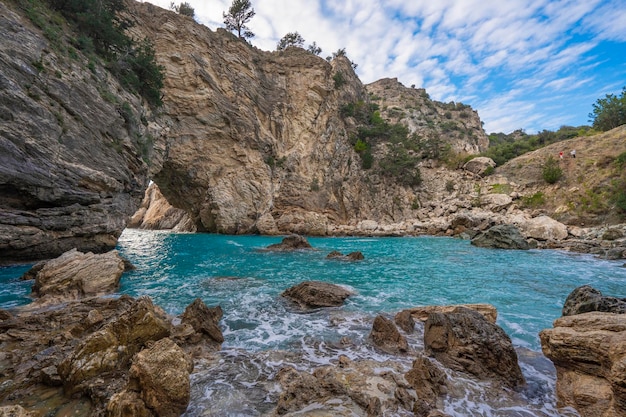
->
281, 281, 352, 308
424, 308, 525, 388
369, 315, 409, 354
471, 224, 530, 250
562, 285, 626, 316
107, 338, 193, 417
518, 215, 568, 241
31, 249, 125, 303
265, 235, 313, 251
540, 311, 626, 417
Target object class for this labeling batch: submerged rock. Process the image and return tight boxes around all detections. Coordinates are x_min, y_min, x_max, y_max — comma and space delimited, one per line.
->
562, 285, 626, 316
326, 250, 365, 260
471, 224, 530, 250
281, 281, 353, 308
424, 308, 525, 388
265, 235, 313, 251
401, 303, 498, 324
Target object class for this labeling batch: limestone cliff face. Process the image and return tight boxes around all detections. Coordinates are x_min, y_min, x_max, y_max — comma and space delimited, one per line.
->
0, 2, 162, 263
127, 2, 488, 235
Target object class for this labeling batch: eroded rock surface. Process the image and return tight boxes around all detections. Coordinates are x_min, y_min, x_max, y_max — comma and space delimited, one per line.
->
281, 281, 353, 308
471, 224, 530, 250
369, 315, 409, 354
265, 235, 313, 251
562, 285, 626, 316
424, 308, 525, 388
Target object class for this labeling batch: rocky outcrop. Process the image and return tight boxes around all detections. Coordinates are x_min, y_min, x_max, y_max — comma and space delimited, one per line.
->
405, 356, 448, 417
519, 215, 568, 241
265, 235, 313, 251
401, 303, 498, 324
463, 157, 496, 176
326, 250, 365, 260
175, 298, 224, 357
107, 338, 193, 417
30, 248, 125, 303
424, 308, 525, 388
471, 224, 531, 250
281, 281, 353, 308
0, 2, 159, 264
540, 311, 626, 417
0, 405, 33, 417
128, 182, 195, 232
562, 285, 626, 316
369, 315, 409, 354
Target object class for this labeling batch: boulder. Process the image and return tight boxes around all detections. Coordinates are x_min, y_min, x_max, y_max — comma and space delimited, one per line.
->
562, 285, 626, 316
107, 338, 193, 417
463, 157, 496, 176
481, 194, 512, 212
265, 235, 313, 251
518, 215, 568, 241
402, 304, 497, 324
471, 224, 530, 250
405, 356, 447, 417
540, 312, 626, 417
369, 315, 409, 354
31, 249, 125, 302
281, 281, 352, 308
394, 310, 416, 333
602, 228, 625, 241
58, 297, 171, 401
326, 251, 364, 260
179, 298, 224, 346
0, 406, 34, 417
424, 308, 525, 388
128, 183, 195, 232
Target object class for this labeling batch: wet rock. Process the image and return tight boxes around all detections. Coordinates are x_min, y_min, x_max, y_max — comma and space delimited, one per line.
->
370, 315, 409, 354
107, 338, 193, 417
128, 182, 195, 232
424, 308, 525, 388
471, 224, 530, 250
562, 285, 626, 316
540, 311, 626, 417
326, 250, 364, 260
31, 249, 125, 303
281, 281, 352, 308
265, 235, 313, 251
405, 355, 447, 417
401, 303, 498, 324
394, 310, 415, 333
58, 297, 171, 404
175, 298, 224, 354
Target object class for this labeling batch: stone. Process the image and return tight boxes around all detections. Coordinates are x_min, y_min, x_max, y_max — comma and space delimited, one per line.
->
519, 215, 568, 241
602, 228, 624, 240
58, 297, 171, 401
402, 303, 498, 324
281, 281, 353, 308
128, 183, 195, 232
0, 405, 34, 417
471, 224, 530, 250
124, 338, 193, 417
463, 157, 496, 176
369, 315, 409, 354
179, 298, 224, 345
481, 194, 512, 212
424, 308, 525, 388
265, 235, 313, 251
562, 285, 626, 316
394, 310, 416, 333
540, 311, 626, 417
31, 249, 125, 302
405, 356, 447, 417
326, 250, 364, 260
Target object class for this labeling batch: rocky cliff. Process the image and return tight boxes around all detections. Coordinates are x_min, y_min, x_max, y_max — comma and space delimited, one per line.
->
124, 1, 489, 236
0, 1, 163, 264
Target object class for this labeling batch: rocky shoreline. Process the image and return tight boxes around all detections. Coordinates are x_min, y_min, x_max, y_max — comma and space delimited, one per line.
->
1, 243, 624, 416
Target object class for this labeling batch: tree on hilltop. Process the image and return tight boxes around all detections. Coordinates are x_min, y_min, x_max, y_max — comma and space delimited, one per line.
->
307, 41, 322, 55
223, 0, 255, 40
589, 87, 626, 131
277, 32, 305, 51
170, 2, 195, 17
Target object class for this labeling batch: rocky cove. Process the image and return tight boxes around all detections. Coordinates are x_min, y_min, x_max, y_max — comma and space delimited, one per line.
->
1, 0, 626, 415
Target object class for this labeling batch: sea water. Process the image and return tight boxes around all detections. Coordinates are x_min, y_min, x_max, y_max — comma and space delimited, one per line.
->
1, 229, 625, 416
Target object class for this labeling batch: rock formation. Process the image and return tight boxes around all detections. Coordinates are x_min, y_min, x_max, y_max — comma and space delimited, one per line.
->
281, 281, 353, 308
471, 224, 531, 250
326, 250, 365, 260
369, 315, 409, 354
400, 303, 498, 324
128, 182, 195, 232
424, 308, 525, 388
264, 235, 313, 251
0, 1, 160, 264
540, 286, 626, 417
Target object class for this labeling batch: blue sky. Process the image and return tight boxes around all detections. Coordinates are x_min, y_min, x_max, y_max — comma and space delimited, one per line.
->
144, 0, 626, 134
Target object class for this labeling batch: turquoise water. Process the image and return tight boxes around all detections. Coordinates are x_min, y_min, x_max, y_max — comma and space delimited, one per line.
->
2, 229, 624, 416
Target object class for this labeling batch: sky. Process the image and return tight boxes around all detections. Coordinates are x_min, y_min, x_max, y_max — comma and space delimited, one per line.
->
143, 0, 626, 134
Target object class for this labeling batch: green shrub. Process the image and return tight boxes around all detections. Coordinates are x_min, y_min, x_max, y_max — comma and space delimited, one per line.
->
361, 150, 373, 169
542, 156, 563, 184
616, 151, 626, 169
354, 138, 368, 152
522, 192, 545, 207
333, 72, 345, 89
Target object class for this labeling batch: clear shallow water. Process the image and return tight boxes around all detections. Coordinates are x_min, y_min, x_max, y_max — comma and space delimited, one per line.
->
1, 229, 624, 416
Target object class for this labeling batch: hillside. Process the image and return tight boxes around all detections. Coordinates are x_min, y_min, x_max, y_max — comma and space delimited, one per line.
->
495, 125, 626, 226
